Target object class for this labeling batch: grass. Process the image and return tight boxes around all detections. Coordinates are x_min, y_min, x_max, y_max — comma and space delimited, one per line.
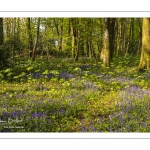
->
0, 55, 150, 132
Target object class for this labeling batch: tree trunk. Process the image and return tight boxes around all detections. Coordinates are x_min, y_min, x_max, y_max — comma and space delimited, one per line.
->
71, 19, 75, 59
5, 18, 10, 41
54, 19, 63, 52
70, 18, 80, 61
31, 18, 40, 61
27, 18, 34, 58
138, 18, 150, 71
74, 29, 80, 61
0, 18, 3, 45
100, 18, 110, 68
11, 18, 16, 58
108, 18, 116, 61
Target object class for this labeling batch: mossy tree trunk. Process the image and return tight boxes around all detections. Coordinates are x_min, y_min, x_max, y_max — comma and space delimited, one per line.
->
100, 18, 116, 68
100, 18, 110, 68
138, 18, 150, 71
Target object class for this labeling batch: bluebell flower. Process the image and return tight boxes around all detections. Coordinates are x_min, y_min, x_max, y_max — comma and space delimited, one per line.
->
59, 72, 75, 79
32, 112, 46, 119
32, 112, 41, 118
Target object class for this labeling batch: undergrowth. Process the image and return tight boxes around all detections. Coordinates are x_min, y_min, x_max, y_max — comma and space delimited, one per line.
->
1, 55, 150, 132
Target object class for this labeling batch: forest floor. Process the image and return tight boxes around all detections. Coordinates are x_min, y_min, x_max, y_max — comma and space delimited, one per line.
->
1, 55, 150, 132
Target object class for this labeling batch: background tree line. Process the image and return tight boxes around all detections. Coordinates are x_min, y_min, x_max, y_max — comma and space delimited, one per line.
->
0, 17, 149, 71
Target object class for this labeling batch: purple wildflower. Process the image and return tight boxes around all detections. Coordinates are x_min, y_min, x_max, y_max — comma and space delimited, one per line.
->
92, 127, 97, 132
59, 72, 75, 79
32, 112, 46, 119
32, 112, 41, 118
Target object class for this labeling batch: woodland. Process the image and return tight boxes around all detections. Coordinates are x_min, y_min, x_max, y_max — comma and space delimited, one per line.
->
0, 18, 150, 132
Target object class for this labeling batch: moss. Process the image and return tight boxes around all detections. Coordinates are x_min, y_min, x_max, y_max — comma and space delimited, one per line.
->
139, 18, 150, 70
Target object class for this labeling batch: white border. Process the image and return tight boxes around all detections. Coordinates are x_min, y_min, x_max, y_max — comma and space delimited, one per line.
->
0, 11, 150, 18
1, 138, 149, 150
1, 0, 149, 12
0, 133, 150, 139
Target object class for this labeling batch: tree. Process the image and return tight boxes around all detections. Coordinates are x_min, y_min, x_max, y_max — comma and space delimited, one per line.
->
27, 18, 34, 58
0, 18, 11, 69
31, 18, 40, 61
54, 18, 63, 52
0, 18, 4, 45
0, 18, 143, 61
100, 18, 110, 68
70, 18, 80, 61
138, 18, 150, 71
108, 18, 116, 60
100, 18, 116, 68
85, 18, 95, 58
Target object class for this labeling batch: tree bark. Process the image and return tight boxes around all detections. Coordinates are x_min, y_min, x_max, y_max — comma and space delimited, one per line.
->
70, 18, 80, 61
108, 18, 116, 61
0, 18, 4, 45
100, 18, 110, 68
27, 18, 34, 58
54, 18, 63, 52
31, 18, 40, 61
138, 18, 150, 71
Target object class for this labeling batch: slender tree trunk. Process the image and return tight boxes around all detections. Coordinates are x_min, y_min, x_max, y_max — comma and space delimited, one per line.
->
70, 18, 80, 61
139, 18, 150, 71
54, 19, 63, 52
58, 20, 63, 52
27, 18, 33, 58
71, 19, 75, 59
108, 18, 116, 61
115, 19, 119, 56
0, 18, 3, 45
137, 19, 142, 55
5, 18, 10, 41
86, 39, 89, 57
11, 18, 16, 58
16, 18, 21, 56
74, 29, 80, 61
31, 18, 40, 61
121, 18, 126, 55
125, 18, 132, 57
80, 33, 85, 56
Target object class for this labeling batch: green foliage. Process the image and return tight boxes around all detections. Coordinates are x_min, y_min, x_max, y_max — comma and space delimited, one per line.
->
0, 44, 11, 69
1, 55, 150, 132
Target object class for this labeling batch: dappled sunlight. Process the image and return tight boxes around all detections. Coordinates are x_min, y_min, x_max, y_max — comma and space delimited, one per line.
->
1, 56, 150, 132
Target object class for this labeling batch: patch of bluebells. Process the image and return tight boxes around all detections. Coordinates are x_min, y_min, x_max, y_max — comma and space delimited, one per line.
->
59, 72, 75, 79
32, 112, 46, 119
80, 119, 98, 132
1, 93, 28, 101
30, 72, 55, 79
29, 73, 41, 79
82, 81, 99, 91
119, 85, 150, 102
105, 85, 150, 132
1, 110, 24, 120
100, 75, 132, 85
113, 77, 132, 83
